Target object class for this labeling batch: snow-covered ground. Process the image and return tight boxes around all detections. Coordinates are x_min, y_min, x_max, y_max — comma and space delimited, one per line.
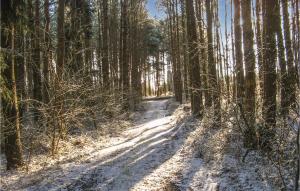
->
0, 99, 189, 190
0, 99, 286, 190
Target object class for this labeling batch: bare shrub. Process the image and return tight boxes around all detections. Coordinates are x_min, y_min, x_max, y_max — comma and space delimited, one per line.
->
21, 73, 126, 160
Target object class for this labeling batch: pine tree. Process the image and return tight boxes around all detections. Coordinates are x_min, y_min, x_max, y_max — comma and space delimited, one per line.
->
262, 0, 277, 151
120, 0, 130, 108
33, 0, 42, 121
241, 0, 257, 148
234, 0, 245, 103
185, 0, 202, 116
56, 0, 65, 79
43, 0, 50, 103
102, 0, 110, 87
206, 0, 221, 126
1, 0, 24, 169
274, 0, 288, 115
282, 0, 296, 109
256, 0, 264, 94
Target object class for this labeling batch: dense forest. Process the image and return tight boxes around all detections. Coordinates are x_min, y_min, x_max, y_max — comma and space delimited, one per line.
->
1, 0, 299, 190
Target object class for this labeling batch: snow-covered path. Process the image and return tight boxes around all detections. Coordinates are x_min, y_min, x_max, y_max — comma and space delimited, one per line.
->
4, 98, 191, 191
1, 99, 279, 191
60, 99, 192, 191
64, 99, 191, 191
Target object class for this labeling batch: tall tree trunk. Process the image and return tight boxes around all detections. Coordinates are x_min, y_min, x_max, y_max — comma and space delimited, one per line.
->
196, 0, 209, 108
43, 0, 50, 103
57, 0, 65, 79
180, 0, 189, 101
224, 0, 230, 103
2, 22, 24, 169
206, 0, 221, 126
110, 0, 120, 90
241, 0, 257, 148
83, 1, 93, 83
186, 0, 202, 116
120, 0, 129, 109
231, 0, 237, 101
214, 2, 223, 90
167, 1, 178, 102
16, 22, 26, 119
234, 0, 245, 103
256, 0, 264, 96
51, 0, 65, 155
33, 0, 42, 121
262, 0, 277, 151
26, 0, 34, 108
97, 0, 102, 85
274, 0, 288, 115
205, 0, 213, 107
155, 52, 160, 97
70, 0, 83, 75
148, 64, 152, 96
131, 11, 141, 109
102, 0, 110, 87
282, 0, 296, 109
174, 0, 183, 103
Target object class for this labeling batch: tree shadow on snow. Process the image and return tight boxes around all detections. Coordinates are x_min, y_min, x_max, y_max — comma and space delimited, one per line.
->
4, 101, 195, 191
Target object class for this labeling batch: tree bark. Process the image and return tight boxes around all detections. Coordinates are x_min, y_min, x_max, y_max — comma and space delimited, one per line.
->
274, 0, 288, 115
70, 0, 83, 75
234, 0, 245, 103
256, 0, 264, 96
43, 0, 50, 103
180, 0, 189, 101
241, 0, 257, 148
206, 0, 221, 126
56, 0, 65, 79
262, 0, 277, 151
186, 0, 202, 116
120, 0, 130, 109
102, 0, 110, 87
2, 20, 24, 169
33, 0, 42, 121
282, 0, 296, 109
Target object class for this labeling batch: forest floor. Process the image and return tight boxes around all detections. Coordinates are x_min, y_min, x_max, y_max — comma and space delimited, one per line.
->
1, 98, 283, 191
